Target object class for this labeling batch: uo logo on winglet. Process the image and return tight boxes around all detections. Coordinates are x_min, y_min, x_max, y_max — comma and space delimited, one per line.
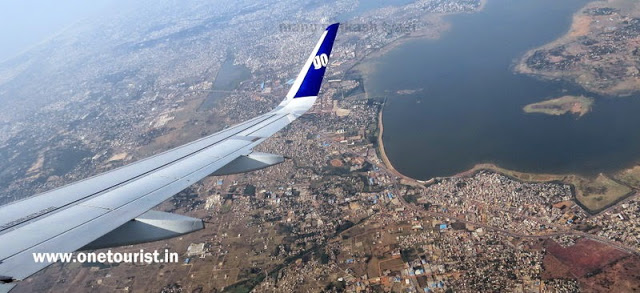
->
312, 53, 329, 70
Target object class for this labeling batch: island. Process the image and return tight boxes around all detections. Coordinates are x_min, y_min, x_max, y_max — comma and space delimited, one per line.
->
523, 95, 594, 117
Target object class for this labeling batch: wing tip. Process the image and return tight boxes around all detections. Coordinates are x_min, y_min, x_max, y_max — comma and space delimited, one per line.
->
291, 22, 340, 99
326, 23, 340, 32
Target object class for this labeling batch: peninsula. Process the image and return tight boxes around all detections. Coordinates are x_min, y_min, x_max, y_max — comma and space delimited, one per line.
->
516, 0, 640, 96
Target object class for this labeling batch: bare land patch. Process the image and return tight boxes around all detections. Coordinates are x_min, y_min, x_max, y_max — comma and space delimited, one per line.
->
542, 239, 640, 292
543, 238, 628, 278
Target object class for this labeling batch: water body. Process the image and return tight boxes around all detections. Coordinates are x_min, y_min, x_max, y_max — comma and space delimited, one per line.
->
199, 59, 250, 111
365, 0, 640, 179
212, 58, 251, 91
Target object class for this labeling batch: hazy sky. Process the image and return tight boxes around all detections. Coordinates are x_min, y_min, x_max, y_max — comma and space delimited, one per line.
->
0, 0, 115, 61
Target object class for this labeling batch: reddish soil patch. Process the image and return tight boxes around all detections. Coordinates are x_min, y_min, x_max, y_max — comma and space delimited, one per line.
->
581, 256, 640, 293
542, 253, 573, 279
329, 159, 344, 167
543, 239, 628, 278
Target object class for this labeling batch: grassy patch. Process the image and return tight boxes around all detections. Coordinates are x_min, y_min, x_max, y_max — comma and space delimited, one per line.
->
219, 203, 233, 214
573, 174, 632, 212
613, 164, 640, 189
523, 95, 594, 117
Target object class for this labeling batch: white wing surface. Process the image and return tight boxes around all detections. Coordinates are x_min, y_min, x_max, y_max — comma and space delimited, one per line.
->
0, 23, 340, 291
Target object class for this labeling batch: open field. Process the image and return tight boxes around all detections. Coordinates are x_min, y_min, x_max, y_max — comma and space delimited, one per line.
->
543, 239, 640, 292
543, 238, 628, 278
582, 255, 640, 292
573, 174, 633, 212
379, 258, 405, 273
523, 95, 594, 117
613, 164, 640, 189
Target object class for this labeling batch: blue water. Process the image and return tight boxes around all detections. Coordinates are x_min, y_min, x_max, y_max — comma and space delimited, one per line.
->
365, 0, 640, 179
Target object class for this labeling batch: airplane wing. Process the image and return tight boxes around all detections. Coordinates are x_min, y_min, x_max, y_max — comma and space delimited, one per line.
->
0, 23, 340, 291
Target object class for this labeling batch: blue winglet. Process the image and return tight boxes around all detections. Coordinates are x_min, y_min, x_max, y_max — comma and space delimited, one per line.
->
293, 23, 339, 98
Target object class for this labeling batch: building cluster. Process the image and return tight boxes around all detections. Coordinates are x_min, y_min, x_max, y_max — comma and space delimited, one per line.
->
418, 171, 587, 236
587, 198, 640, 250
254, 212, 580, 293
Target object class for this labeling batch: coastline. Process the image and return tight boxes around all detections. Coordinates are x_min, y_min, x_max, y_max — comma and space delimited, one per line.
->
376, 101, 394, 174
512, 0, 592, 72
522, 95, 594, 117
513, 0, 640, 97
374, 102, 636, 214
368, 0, 575, 187
359, 0, 638, 214
376, 99, 431, 187
346, 0, 490, 78
374, 102, 572, 185
365, 1, 491, 177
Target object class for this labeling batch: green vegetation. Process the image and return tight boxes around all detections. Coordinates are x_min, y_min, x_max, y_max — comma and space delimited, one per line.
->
324, 281, 346, 292
614, 165, 640, 189
400, 248, 416, 263
574, 174, 632, 212
523, 95, 594, 117
222, 275, 264, 293
243, 184, 256, 196
336, 220, 355, 233
323, 165, 350, 175
319, 251, 330, 264
219, 204, 232, 214
403, 194, 418, 204
276, 223, 294, 235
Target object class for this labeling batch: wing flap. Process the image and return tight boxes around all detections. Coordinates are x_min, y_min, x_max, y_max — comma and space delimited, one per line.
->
82, 210, 204, 250
212, 152, 285, 176
0, 114, 274, 232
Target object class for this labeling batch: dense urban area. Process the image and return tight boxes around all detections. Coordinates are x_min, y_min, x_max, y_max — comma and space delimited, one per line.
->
0, 0, 639, 292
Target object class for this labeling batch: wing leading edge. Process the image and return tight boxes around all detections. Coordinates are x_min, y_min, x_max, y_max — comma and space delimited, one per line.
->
0, 23, 339, 291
